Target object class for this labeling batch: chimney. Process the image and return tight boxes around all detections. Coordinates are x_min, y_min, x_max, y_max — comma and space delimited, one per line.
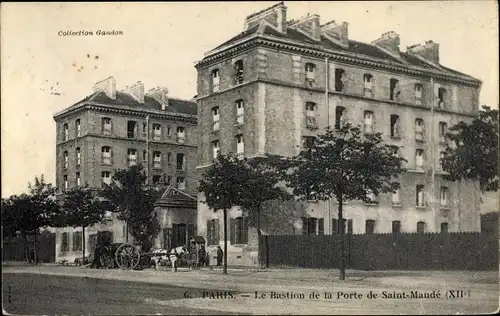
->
93, 76, 116, 99
321, 21, 349, 48
288, 14, 321, 41
124, 81, 145, 103
244, 2, 287, 33
407, 40, 440, 64
372, 31, 401, 56
146, 86, 169, 110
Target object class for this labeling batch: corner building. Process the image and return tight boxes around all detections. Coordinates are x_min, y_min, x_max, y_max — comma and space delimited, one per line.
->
53, 77, 198, 263
195, 3, 482, 265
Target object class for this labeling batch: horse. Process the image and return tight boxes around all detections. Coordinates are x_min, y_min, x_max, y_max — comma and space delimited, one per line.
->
149, 248, 170, 270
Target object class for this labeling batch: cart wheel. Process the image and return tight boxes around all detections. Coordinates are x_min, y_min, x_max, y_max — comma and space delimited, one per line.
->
115, 244, 140, 270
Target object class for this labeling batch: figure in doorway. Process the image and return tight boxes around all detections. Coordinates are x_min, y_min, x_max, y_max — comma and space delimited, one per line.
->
198, 245, 206, 267
216, 246, 223, 266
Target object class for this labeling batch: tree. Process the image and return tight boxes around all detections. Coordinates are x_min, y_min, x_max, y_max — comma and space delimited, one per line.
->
198, 154, 246, 274
238, 156, 292, 255
61, 185, 110, 263
100, 165, 160, 250
285, 123, 405, 280
442, 105, 499, 192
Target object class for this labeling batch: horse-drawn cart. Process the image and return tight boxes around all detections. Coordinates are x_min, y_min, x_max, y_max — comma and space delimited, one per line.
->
97, 243, 143, 269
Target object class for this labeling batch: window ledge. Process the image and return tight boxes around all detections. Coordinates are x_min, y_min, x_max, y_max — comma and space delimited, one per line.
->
391, 203, 403, 208
440, 206, 450, 210
390, 135, 401, 140
407, 169, 425, 174
365, 202, 379, 206
234, 123, 244, 127
416, 206, 427, 210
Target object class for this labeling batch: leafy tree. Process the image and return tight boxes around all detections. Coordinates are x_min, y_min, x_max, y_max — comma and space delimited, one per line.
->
442, 105, 499, 192
260, 199, 307, 235
100, 165, 160, 250
198, 154, 246, 274
61, 185, 110, 262
238, 155, 292, 237
285, 123, 405, 280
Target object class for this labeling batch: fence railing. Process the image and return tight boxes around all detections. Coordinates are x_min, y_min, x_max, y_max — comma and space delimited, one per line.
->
259, 232, 498, 271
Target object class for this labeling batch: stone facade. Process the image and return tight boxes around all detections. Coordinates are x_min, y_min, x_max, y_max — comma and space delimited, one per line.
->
53, 77, 198, 262
195, 3, 482, 265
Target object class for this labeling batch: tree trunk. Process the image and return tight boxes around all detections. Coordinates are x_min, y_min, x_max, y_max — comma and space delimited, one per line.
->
338, 194, 345, 280
34, 230, 38, 265
223, 208, 228, 275
82, 226, 86, 264
256, 207, 262, 268
23, 234, 29, 263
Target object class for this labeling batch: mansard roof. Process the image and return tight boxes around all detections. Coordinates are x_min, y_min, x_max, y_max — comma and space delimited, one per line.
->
200, 24, 479, 85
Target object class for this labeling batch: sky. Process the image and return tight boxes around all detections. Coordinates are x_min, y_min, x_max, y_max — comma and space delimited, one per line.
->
1, 1, 498, 198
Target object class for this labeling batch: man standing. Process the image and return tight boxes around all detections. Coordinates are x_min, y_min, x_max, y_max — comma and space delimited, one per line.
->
198, 245, 206, 267
216, 246, 223, 267
169, 248, 178, 272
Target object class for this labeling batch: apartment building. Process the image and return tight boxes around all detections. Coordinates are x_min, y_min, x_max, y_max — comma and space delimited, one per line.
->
195, 2, 482, 265
53, 77, 197, 262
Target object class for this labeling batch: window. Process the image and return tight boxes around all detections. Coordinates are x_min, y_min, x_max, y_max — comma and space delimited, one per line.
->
415, 149, 425, 170
305, 63, 316, 86
127, 149, 137, 166
441, 222, 449, 233
390, 114, 400, 138
302, 217, 324, 235
364, 111, 374, 134
102, 117, 112, 135
390, 145, 399, 158
236, 134, 244, 156
75, 119, 81, 137
390, 79, 400, 101
177, 177, 186, 190
63, 175, 68, 191
230, 216, 248, 245
331, 219, 353, 234
212, 140, 220, 159
440, 151, 446, 172
153, 124, 162, 141
415, 119, 424, 141
334, 68, 347, 92
234, 60, 244, 84
143, 122, 147, 134
305, 102, 317, 128
212, 107, 220, 131
416, 185, 425, 207
392, 185, 401, 205
153, 151, 162, 169
153, 175, 161, 184
392, 221, 401, 233
101, 171, 111, 186
176, 153, 186, 170
142, 150, 147, 162
438, 88, 446, 108
211, 69, 220, 92
167, 152, 172, 164
61, 232, 69, 252
63, 151, 68, 169
76, 172, 81, 186
63, 123, 69, 141
366, 189, 378, 204
439, 122, 447, 143
415, 84, 423, 105
207, 219, 220, 246
166, 176, 172, 185
236, 100, 244, 125
177, 126, 185, 144
440, 186, 449, 207
365, 220, 375, 234
72, 231, 82, 251
76, 148, 81, 166
166, 126, 171, 136
363, 74, 373, 97
417, 221, 426, 233
335, 106, 346, 130
101, 146, 112, 165
127, 121, 137, 138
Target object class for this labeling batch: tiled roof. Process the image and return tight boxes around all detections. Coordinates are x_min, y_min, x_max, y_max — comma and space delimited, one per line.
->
68, 91, 197, 116
209, 24, 476, 81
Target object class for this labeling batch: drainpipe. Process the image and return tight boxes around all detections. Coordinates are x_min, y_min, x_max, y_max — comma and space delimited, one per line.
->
430, 77, 436, 232
146, 115, 150, 185
325, 57, 331, 233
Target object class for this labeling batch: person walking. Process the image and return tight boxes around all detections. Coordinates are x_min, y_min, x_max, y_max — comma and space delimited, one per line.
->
216, 246, 223, 267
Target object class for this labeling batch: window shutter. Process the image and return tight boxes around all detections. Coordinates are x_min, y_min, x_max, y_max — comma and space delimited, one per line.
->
433, 85, 439, 107
215, 219, 220, 245
187, 224, 195, 241
230, 218, 235, 245
332, 219, 338, 234
347, 219, 353, 234
302, 217, 308, 235
318, 218, 324, 235
206, 220, 211, 245
243, 217, 249, 243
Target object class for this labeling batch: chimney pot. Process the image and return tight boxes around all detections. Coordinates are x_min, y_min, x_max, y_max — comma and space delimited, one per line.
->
372, 31, 401, 55
93, 76, 116, 100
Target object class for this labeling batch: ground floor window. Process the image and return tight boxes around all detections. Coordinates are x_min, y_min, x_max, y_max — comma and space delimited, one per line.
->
207, 219, 220, 246
72, 231, 82, 251
61, 232, 69, 252
302, 217, 324, 235
230, 216, 248, 244
331, 218, 353, 234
